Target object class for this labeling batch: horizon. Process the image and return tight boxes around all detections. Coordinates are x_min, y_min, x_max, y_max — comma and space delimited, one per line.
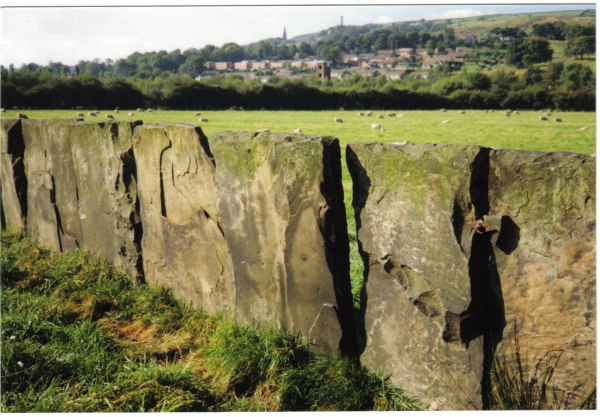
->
1, 3, 594, 68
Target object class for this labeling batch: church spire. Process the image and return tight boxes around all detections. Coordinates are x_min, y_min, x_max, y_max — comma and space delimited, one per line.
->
283, 26, 287, 40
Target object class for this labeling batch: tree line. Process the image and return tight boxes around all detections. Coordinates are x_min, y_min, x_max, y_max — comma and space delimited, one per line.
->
1, 58, 594, 111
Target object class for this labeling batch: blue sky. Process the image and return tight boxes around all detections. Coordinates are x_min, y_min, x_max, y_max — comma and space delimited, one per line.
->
1, 1, 595, 67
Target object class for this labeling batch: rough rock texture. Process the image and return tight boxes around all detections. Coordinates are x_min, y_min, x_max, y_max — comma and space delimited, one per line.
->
487, 149, 596, 407
347, 142, 489, 410
69, 120, 143, 278
21, 119, 83, 251
210, 131, 356, 357
133, 123, 234, 313
1, 119, 27, 232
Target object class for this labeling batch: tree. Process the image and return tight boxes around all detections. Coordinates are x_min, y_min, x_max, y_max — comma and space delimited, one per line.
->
317, 45, 342, 67
505, 37, 552, 68
178, 55, 205, 77
565, 36, 595, 59
443, 26, 456, 48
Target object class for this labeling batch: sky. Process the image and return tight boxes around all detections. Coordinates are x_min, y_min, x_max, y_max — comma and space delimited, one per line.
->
1, 1, 595, 67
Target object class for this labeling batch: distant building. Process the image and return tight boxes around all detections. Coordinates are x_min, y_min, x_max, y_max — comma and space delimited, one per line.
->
331, 69, 351, 79
283, 26, 287, 40
316, 61, 331, 81
377, 50, 395, 56
396, 48, 415, 57
412, 71, 430, 80
415, 48, 429, 56
215, 62, 234, 71
501, 36, 516, 42
204, 61, 216, 69
382, 70, 407, 80
254, 60, 271, 70
234, 60, 253, 71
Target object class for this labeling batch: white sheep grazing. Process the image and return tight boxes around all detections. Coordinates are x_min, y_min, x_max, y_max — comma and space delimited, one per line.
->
194, 112, 201, 116
199, 118, 208, 123
366, 111, 373, 116
440, 108, 446, 112
129, 112, 134, 116
504, 111, 511, 117
386, 113, 396, 117
334, 117, 343, 123
441, 119, 450, 124
294, 128, 302, 133
114, 109, 120, 114
539, 116, 548, 121
553, 117, 562, 122
397, 114, 404, 118
458, 110, 466, 114
17, 113, 28, 119
392, 140, 408, 146
371, 123, 384, 131
137, 108, 143, 112
106, 114, 114, 119
76, 112, 84, 117
88, 112, 94, 116
1, 108, 6, 113
376, 115, 384, 119
514, 111, 520, 114
581, 126, 589, 131
147, 108, 153, 112
357, 112, 364, 116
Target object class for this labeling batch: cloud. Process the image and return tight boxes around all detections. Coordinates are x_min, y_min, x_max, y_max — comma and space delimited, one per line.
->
438, 8, 490, 19
377, 16, 394, 24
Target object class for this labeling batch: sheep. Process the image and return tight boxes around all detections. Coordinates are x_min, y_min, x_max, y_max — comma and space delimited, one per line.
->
514, 111, 520, 114
458, 110, 466, 114
195, 112, 201, 116
376, 115, 384, 119
366, 111, 373, 116
293, 128, 302, 133
386, 113, 396, 117
539, 116, 548, 121
17, 113, 28, 119
129, 112, 134, 116
397, 114, 404, 118
371, 123, 384, 131
147, 108, 153, 112
490, 109, 495, 113
545, 112, 552, 116
114, 109, 120, 114
106, 114, 114, 119
504, 111, 511, 117
0, 108, 5, 113
256, 129, 270, 133
137, 108, 143, 112
581, 126, 589, 131
76, 112, 84, 117
441, 119, 450, 124
199, 118, 208, 123
393, 140, 409, 146
553, 117, 562, 122
357, 112, 364, 116
334, 117, 343, 123
440, 108, 446, 112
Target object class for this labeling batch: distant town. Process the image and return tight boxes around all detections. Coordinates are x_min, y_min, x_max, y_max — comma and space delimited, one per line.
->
199, 45, 479, 83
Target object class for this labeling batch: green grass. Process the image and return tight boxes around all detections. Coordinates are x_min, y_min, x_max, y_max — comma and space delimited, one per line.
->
2, 109, 595, 310
1, 232, 422, 412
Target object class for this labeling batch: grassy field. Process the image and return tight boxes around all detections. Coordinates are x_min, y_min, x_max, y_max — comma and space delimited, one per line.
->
2, 109, 595, 302
1, 232, 423, 412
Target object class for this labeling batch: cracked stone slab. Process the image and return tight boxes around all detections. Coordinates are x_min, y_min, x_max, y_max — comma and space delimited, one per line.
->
488, 149, 596, 407
210, 131, 356, 357
1, 119, 27, 232
133, 123, 234, 313
21, 119, 82, 251
69, 120, 143, 278
347, 142, 486, 410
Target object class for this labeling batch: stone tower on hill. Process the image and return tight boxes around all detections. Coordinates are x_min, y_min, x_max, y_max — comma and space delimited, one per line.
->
283, 26, 287, 40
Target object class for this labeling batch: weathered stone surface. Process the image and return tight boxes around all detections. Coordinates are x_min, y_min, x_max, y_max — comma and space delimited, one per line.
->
210, 131, 355, 356
21, 119, 83, 251
1, 119, 27, 232
488, 149, 596, 407
133, 123, 234, 313
347, 142, 488, 410
69, 120, 143, 278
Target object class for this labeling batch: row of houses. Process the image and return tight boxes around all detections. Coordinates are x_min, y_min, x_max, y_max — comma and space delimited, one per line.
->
205, 47, 476, 73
